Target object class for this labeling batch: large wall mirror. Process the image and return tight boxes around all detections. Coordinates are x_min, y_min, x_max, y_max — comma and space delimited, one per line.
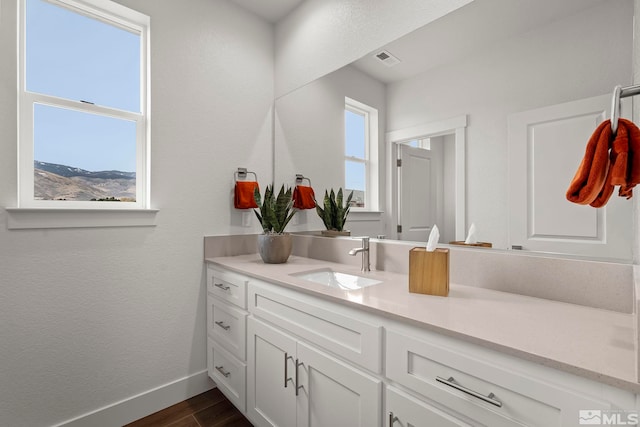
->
274, 0, 635, 261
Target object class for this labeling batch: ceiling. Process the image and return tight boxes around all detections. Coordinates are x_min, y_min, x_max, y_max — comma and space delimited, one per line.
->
351, 0, 609, 83
230, 0, 614, 84
230, 0, 304, 23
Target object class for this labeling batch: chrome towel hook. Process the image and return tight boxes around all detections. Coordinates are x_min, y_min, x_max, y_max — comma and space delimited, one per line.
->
610, 85, 622, 134
234, 167, 257, 182
295, 173, 312, 186
610, 83, 640, 134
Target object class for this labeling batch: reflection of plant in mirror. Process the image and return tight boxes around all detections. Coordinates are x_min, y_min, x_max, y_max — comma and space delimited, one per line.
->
253, 185, 296, 234
315, 188, 353, 231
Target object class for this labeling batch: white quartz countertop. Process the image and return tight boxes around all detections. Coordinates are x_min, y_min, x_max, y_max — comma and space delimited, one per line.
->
206, 254, 638, 393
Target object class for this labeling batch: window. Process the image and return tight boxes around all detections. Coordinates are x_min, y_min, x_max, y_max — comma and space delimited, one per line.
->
18, 0, 149, 209
344, 97, 378, 210
406, 138, 431, 150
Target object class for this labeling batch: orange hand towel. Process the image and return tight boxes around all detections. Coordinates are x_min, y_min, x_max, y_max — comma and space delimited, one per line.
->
293, 185, 316, 209
234, 181, 259, 209
566, 120, 612, 205
567, 118, 640, 207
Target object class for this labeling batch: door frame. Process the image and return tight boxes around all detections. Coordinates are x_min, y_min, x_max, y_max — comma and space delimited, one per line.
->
386, 115, 467, 241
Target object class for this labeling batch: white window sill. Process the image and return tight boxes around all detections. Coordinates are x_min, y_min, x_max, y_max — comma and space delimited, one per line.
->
347, 210, 384, 221
5, 207, 158, 230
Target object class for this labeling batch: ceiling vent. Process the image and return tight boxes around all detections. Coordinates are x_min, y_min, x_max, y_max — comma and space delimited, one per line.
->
374, 50, 401, 67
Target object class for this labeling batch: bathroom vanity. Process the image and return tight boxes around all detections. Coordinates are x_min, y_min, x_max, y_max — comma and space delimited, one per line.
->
204, 251, 639, 427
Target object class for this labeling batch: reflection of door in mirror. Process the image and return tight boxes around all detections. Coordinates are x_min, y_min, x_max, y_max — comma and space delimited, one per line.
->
508, 94, 633, 260
387, 116, 467, 243
397, 137, 455, 243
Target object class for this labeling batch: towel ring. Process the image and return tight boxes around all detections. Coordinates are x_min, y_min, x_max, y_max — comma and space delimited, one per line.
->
235, 167, 257, 182
610, 85, 622, 134
295, 174, 312, 186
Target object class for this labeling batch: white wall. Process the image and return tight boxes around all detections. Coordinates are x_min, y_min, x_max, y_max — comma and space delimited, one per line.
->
386, 0, 633, 249
275, 65, 386, 235
274, 0, 473, 97
0, 0, 273, 425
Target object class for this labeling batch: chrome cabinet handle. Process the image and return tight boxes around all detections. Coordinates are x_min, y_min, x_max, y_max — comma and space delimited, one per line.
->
284, 353, 294, 388
436, 376, 502, 407
214, 321, 230, 331
295, 359, 303, 396
215, 366, 230, 378
214, 282, 230, 291
388, 412, 397, 426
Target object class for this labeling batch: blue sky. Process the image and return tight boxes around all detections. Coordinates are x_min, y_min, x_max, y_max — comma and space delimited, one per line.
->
345, 110, 365, 191
27, 0, 140, 172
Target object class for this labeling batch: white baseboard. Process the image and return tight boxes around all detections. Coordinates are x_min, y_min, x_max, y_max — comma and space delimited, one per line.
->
53, 370, 216, 427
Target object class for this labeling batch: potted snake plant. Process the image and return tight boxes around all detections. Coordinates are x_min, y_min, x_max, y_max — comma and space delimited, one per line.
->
316, 188, 353, 237
254, 184, 297, 263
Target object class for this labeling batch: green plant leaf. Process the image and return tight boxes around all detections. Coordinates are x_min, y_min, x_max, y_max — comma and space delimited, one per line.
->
315, 187, 352, 231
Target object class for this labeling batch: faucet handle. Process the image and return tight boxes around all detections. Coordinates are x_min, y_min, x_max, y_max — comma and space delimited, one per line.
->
352, 236, 370, 248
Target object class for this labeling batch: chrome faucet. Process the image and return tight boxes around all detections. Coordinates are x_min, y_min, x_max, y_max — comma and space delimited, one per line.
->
349, 236, 370, 272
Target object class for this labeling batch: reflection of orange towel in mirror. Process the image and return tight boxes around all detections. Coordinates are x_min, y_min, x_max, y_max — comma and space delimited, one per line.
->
567, 118, 640, 207
234, 181, 259, 209
293, 185, 316, 209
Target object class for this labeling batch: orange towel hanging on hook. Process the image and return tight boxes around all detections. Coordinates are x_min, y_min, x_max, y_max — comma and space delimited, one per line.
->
566, 118, 640, 207
234, 181, 259, 209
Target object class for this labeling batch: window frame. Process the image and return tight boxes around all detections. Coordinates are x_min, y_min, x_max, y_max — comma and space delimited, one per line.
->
344, 97, 378, 211
17, 0, 150, 210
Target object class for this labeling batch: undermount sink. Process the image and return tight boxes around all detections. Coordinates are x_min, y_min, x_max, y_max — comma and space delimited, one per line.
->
291, 268, 382, 290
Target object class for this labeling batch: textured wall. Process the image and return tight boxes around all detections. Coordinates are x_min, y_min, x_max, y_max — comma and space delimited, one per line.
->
0, 0, 273, 425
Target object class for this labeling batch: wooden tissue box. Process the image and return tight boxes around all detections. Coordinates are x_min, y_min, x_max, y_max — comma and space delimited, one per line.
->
409, 247, 449, 297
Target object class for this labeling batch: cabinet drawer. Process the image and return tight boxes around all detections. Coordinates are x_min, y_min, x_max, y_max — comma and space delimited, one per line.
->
386, 330, 608, 427
207, 295, 247, 360
248, 282, 382, 373
386, 385, 470, 427
207, 266, 248, 309
207, 338, 246, 413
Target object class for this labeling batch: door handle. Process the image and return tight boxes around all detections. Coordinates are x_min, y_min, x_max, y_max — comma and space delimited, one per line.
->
284, 353, 294, 388
295, 358, 303, 396
388, 412, 397, 426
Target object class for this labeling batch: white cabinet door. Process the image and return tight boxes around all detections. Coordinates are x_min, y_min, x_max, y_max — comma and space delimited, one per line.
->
386, 386, 471, 427
296, 341, 382, 427
248, 316, 382, 427
508, 94, 632, 259
247, 317, 297, 427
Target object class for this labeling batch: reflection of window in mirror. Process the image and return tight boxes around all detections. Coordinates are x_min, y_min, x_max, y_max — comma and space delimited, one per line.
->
405, 138, 431, 150
345, 97, 378, 210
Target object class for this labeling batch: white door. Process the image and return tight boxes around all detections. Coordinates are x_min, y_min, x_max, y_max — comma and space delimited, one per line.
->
247, 317, 297, 427
386, 386, 471, 427
508, 94, 632, 260
296, 341, 381, 427
398, 144, 442, 242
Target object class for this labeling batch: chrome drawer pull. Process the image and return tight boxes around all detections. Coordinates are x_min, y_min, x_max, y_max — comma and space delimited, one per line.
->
215, 366, 231, 378
214, 321, 231, 331
214, 282, 230, 291
436, 376, 502, 408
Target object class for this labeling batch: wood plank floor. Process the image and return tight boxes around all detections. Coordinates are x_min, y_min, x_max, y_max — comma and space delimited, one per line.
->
124, 388, 252, 427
